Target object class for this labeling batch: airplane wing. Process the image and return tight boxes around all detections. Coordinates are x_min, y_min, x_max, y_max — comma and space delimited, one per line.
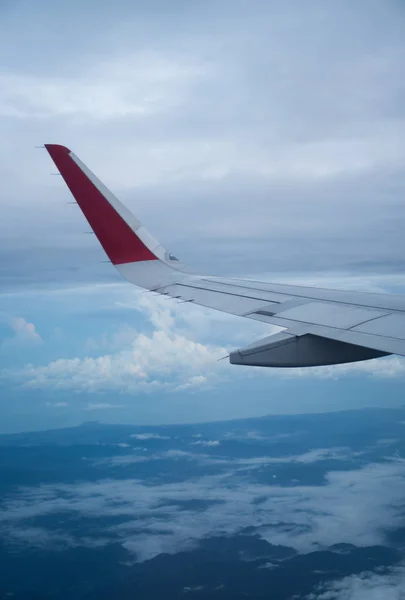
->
44, 144, 405, 368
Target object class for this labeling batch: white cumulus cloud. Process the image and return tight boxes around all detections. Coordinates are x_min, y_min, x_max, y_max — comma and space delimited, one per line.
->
19, 327, 227, 393
13, 317, 41, 342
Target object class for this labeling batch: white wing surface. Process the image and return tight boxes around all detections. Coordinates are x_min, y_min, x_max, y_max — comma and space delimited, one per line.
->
45, 144, 405, 368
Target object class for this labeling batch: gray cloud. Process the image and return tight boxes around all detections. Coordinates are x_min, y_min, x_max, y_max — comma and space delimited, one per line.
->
1, 0, 405, 289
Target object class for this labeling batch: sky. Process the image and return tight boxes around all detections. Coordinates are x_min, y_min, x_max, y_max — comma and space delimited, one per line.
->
0, 0, 404, 433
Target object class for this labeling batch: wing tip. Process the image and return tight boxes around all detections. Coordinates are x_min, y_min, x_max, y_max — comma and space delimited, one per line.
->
44, 144, 72, 157
44, 142, 161, 266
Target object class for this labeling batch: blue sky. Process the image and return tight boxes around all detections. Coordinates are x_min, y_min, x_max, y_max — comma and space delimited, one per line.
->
0, 0, 404, 432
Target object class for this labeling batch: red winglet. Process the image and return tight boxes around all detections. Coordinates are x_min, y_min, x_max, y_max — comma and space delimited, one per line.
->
45, 144, 157, 265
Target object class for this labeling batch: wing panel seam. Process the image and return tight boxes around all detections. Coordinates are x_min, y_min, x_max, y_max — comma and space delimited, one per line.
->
157, 282, 283, 304
202, 278, 405, 314
347, 313, 391, 331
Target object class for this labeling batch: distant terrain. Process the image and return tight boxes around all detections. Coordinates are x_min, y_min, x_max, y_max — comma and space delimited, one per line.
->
1, 407, 405, 599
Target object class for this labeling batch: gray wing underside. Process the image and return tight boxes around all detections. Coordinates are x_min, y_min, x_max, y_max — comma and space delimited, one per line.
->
151, 275, 405, 366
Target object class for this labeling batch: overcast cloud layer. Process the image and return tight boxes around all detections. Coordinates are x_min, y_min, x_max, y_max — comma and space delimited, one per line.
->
1, 0, 404, 284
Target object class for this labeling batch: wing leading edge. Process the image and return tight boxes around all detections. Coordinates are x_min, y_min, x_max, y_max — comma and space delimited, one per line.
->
45, 144, 405, 368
